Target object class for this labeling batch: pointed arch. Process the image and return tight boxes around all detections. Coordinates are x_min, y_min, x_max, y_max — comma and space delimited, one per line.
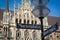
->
15, 18, 18, 23
16, 29, 21, 40
16, 29, 21, 37
35, 21, 37, 24
27, 20, 29, 24
32, 31, 37, 40
19, 19, 21, 24
24, 30, 29, 40
31, 20, 34, 24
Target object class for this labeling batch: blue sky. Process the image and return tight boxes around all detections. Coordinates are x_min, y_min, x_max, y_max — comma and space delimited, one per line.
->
0, 0, 60, 17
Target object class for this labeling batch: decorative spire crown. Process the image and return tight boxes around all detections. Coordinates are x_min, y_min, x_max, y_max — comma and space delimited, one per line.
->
6, 0, 9, 13
22, 0, 30, 3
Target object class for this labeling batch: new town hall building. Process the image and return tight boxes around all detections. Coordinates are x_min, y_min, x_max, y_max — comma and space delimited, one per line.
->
0, 0, 60, 40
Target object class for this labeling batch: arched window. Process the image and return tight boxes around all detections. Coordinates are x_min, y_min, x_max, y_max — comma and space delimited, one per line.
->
8, 28, 12, 38
31, 20, 34, 24
35, 21, 37, 24
16, 30, 21, 40
24, 30, 29, 40
4, 27, 7, 32
27, 20, 29, 24
16, 18, 18, 23
33, 31, 37, 40
4, 27, 8, 36
19, 19, 21, 24
24, 19, 26, 24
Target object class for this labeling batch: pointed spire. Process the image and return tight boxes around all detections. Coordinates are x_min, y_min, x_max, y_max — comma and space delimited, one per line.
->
22, 0, 30, 3
14, 0, 16, 16
6, 0, 9, 13
18, 2, 20, 10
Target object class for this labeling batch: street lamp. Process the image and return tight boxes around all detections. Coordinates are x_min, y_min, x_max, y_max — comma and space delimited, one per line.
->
31, 0, 50, 40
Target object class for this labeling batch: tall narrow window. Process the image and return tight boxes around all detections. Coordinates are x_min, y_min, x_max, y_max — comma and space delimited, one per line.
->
16, 30, 19, 37
27, 20, 29, 24
4, 27, 8, 38
24, 30, 29, 40
19, 19, 21, 24
33, 31, 37, 40
16, 30, 21, 40
31, 20, 33, 24
24, 19, 26, 24
16, 18, 18, 23
35, 21, 37, 24
4, 27, 6, 31
4, 27, 7, 32
0, 32, 2, 37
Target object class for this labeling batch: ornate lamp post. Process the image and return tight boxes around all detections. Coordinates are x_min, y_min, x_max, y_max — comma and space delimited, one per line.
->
31, 0, 50, 40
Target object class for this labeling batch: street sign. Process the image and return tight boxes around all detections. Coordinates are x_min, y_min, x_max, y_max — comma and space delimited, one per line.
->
43, 23, 58, 37
16, 23, 41, 30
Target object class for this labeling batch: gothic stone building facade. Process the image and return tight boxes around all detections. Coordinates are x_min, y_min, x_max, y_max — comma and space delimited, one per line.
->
0, 0, 48, 40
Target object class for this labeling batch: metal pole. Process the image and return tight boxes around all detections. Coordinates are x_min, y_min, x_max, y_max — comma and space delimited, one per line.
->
39, 0, 44, 40
39, 17, 44, 40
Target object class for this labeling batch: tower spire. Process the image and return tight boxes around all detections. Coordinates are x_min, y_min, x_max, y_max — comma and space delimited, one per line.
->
14, 0, 16, 16
6, 0, 9, 13
22, 0, 30, 3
